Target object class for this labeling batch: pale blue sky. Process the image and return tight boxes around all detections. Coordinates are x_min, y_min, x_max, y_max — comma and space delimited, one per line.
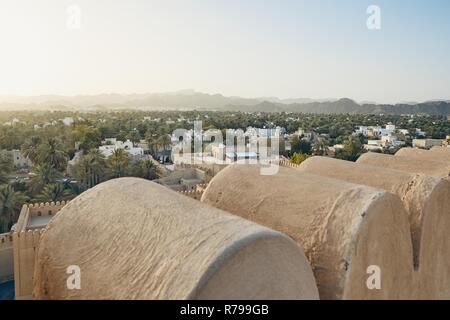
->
0, 0, 449, 103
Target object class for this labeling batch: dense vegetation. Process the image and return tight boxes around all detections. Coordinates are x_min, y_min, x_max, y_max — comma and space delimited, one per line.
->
0, 110, 448, 232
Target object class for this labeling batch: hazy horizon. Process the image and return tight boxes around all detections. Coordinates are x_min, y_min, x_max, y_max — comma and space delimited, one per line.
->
0, 90, 448, 106
1, 0, 450, 104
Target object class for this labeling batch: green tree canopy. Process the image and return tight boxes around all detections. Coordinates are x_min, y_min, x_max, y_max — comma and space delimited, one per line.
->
290, 152, 309, 165
28, 163, 62, 195
291, 135, 312, 155
132, 158, 160, 180
37, 137, 68, 171
21, 136, 42, 164
34, 183, 73, 203
336, 135, 366, 161
74, 149, 106, 188
0, 185, 28, 233
0, 151, 13, 184
107, 149, 130, 178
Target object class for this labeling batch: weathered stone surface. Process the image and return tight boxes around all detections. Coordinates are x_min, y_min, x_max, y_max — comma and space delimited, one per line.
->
202, 164, 413, 300
33, 178, 319, 300
357, 152, 450, 179
298, 156, 450, 299
431, 146, 450, 155
395, 147, 450, 164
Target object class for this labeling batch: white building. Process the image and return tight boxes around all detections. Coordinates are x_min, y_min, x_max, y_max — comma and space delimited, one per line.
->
364, 140, 383, 151
99, 139, 144, 158
385, 124, 396, 132
61, 117, 74, 126
381, 135, 396, 145
414, 129, 426, 137
356, 124, 396, 137
8, 150, 32, 169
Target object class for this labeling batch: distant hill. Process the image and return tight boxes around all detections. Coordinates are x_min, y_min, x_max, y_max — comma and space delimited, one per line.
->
0, 92, 449, 116
223, 99, 450, 116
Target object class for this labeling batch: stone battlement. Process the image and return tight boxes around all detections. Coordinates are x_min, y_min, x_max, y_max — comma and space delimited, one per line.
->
15, 201, 67, 233
27, 201, 68, 216
178, 190, 204, 200
12, 202, 67, 299
278, 159, 300, 168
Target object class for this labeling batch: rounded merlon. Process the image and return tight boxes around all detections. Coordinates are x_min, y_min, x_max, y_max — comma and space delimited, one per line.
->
395, 147, 450, 164
298, 156, 450, 299
201, 164, 413, 299
33, 177, 319, 300
357, 152, 450, 179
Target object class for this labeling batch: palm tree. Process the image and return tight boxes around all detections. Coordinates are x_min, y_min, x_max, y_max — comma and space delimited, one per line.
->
133, 158, 160, 180
0, 185, 28, 233
28, 164, 62, 195
21, 136, 42, 164
314, 137, 329, 156
106, 149, 129, 178
158, 134, 172, 151
157, 134, 172, 162
74, 149, 106, 188
0, 151, 13, 184
337, 136, 365, 162
127, 129, 142, 144
67, 181, 86, 196
34, 183, 73, 203
37, 137, 68, 171
145, 132, 160, 155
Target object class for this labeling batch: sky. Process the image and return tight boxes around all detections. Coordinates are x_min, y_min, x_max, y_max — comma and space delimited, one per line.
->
0, 0, 449, 104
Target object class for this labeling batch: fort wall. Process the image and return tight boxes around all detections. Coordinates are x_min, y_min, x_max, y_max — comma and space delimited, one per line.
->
13, 202, 66, 299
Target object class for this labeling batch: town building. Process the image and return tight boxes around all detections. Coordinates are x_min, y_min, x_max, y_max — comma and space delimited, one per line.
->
7, 150, 32, 169
99, 138, 144, 157
412, 139, 443, 149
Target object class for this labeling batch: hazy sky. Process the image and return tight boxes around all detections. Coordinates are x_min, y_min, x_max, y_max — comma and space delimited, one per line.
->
1, 0, 450, 103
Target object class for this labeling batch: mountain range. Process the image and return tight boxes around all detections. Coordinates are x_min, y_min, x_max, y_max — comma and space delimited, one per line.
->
0, 91, 449, 116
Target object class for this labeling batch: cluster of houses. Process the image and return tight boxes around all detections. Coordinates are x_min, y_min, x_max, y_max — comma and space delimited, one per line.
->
352, 123, 449, 152
170, 126, 288, 165
356, 124, 408, 151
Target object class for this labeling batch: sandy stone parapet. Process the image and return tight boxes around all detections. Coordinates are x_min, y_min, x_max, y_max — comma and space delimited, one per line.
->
33, 178, 319, 300
201, 164, 413, 300
298, 156, 450, 299
357, 152, 450, 179
431, 146, 450, 154
395, 147, 450, 164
